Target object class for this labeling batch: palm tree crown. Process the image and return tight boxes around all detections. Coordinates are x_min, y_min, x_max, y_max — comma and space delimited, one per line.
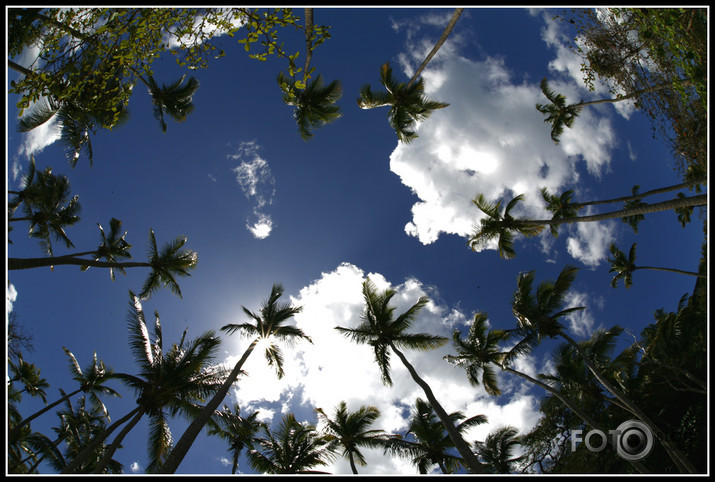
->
247, 413, 335, 474
335, 278, 445, 386
357, 62, 449, 143
315, 401, 391, 474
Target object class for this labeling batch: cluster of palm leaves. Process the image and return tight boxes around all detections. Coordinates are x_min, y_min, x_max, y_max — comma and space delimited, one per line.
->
9, 258, 705, 473
7, 157, 198, 300
444, 264, 703, 473
468, 179, 707, 261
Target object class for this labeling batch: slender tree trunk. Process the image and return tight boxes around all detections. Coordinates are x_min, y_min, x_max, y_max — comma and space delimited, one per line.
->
501, 365, 649, 474
522, 194, 707, 227
8, 256, 151, 270
92, 409, 145, 473
559, 332, 698, 474
634, 266, 706, 278
406, 8, 464, 89
62, 405, 142, 473
389, 342, 486, 474
575, 179, 706, 208
8, 59, 34, 76
574, 78, 692, 109
157, 339, 259, 474
302, 8, 314, 83
10, 388, 82, 441
231, 451, 239, 475
348, 452, 359, 474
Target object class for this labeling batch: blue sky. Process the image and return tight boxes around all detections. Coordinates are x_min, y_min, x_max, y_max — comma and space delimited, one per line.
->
6, 7, 706, 474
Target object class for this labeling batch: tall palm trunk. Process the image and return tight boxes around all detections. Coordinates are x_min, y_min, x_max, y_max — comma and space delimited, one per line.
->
406, 8, 464, 89
10, 387, 82, 441
631, 266, 706, 278
572, 78, 692, 110
62, 405, 142, 473
348, 452, 359, 474
500, 365, 649, 474
8, 256, 151, 270
92, 409, 145, 473
558, 332, 697, 474
574, 180, 705, 209
523, 193, 706, 228
302, 8, 314, 84
157, 339, 259, 474
389, 342, 485, 474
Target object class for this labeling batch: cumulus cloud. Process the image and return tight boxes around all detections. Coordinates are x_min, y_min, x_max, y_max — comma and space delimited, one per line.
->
230, 141, 276, 239
389, 10, 623, 268
220, 262, 542, 474
7, 283, 18, 314
130, 461, 142, 473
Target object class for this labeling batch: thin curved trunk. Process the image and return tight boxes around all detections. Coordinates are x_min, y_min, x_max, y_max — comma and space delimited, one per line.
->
157, 339, 259, 474
61, 405, 142, 473
501, 365, 649, 474
348, 451, 359, 474
574, 78, 692, 109
406, 8, 464, 89
634, 266, 706, 278
231, 450, 239, 474
10, 388, 82, 441
92, 409, 145, 473
575, 179, 706, 208
559, 332, 697, 474
522, 194, 707, 227
389, 342, 486, 474
8, 59, 34, 76
9, 256, 151, 270
302, 8, 314, 83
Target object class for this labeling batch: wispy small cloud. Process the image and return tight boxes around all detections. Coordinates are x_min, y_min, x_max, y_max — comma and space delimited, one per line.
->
7, 283, 18, 313
230, 141, 276, 239
130, 461, 142, 473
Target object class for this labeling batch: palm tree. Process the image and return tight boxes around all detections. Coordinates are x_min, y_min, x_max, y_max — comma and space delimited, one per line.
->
315, 401, 392, 474
158, 283, 312, 473
335, 278, 486, 474
474, 426, 524, 473
133, 73, 200, 133
469, 191, 707, 259
356, 8, 462, 143
46, 394, 123, 474
9, 348, 119, 442
277, 71, 342, 141
8, 228, 197, 300
406, 8, 464, 90
468, 193, 545, 259
7, 156, 80, 256
608, 242, 706, 288
16, 77, 130, 166
62, 293, 224, 473
247, 413, 335, 474
536, 77, 687, 144
508, 266, 697, 473
277, 8, 342, 141
357, 62, 449, 143
398, 398, 487, 474
207, 404, 266, 474
8, 355, 49, 403
446, 317, 651, 473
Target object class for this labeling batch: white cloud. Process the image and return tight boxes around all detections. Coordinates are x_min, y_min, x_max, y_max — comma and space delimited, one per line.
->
230, 141, 276, 239
16, 110, 62, 161
7, 283, 18, 314
563, 290, 596, 337
387, 11, 623, 271
220, 262, 542, 474
565, 212, 617, 267
130, 461, 142, 473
